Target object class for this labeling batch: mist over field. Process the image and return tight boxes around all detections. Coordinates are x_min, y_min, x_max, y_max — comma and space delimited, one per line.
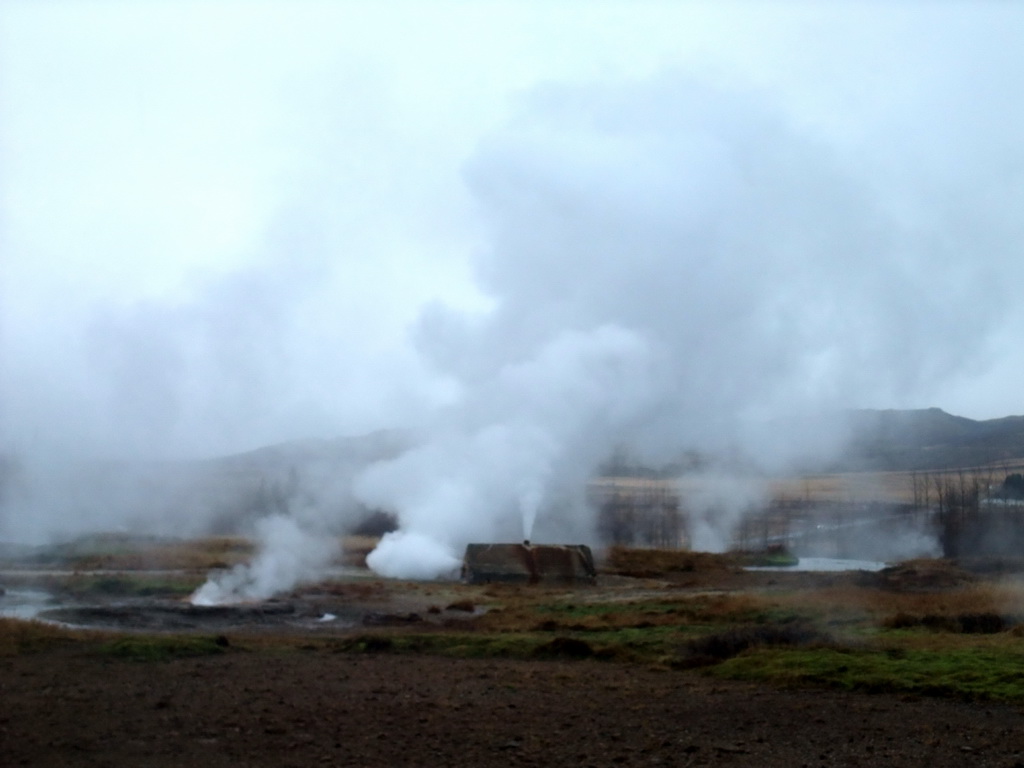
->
2, 3, 1023, 591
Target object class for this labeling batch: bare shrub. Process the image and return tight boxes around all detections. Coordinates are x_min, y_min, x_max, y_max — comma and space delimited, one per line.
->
533, 636, 594, 659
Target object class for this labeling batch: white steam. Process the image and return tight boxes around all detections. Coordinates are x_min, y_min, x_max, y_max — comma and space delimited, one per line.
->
364, 531, 462, 581
353, 325, 665, 573
682, 474, 769, 552
191, 515, 337, 606
5, 32, 1023, 597
353, 73, 1015, 577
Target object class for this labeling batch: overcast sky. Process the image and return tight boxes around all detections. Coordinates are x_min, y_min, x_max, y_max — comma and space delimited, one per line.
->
2, 1, 1023, 461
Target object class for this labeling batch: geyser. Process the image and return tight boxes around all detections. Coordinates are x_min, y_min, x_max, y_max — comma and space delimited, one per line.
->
191, 515, 336, 606
353, 72, 990, 579
196, 67, 1012, 593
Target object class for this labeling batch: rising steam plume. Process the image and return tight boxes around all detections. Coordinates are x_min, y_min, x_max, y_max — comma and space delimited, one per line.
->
2, 61, 1017, 601
343, 74, 1010, 580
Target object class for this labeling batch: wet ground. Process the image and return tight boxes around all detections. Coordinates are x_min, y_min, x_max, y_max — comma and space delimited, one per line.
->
37, 598, 346, 632
0, 575, 482, 634
0, 557, 911, 635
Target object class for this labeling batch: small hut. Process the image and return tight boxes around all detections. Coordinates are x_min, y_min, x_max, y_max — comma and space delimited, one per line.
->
462, 541, 596, 585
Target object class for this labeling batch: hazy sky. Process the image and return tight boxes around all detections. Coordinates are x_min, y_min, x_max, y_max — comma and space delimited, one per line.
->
2, 1, 1023, 460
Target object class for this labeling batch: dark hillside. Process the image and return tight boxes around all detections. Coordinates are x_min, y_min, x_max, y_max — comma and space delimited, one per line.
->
842, 408, 1024, 471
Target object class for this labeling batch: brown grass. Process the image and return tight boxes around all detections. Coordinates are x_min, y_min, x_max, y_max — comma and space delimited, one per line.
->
598, 459, 1024, 506
771, 460, 1024, 504
768, 581, 1024, 631
58, 535, 380, 572
768, 473, 916, 504
602, 546, 742, 578
473, 589, 769, 634
64, 536, 255, 572
0, 618, 88, 656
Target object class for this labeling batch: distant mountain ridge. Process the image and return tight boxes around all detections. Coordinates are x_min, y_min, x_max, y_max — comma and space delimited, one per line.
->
842, 408, 1024, 472
4, 412, 1024, 542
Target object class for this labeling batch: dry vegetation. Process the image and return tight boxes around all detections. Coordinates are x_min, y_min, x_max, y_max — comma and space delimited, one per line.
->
65, 536, 255, 571
2, 534, 379, 574
769, 472, 918, 503
776, 460, 1024, 504
601, 459, 1024, 506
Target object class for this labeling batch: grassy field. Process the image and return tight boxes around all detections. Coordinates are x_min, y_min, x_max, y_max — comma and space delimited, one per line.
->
7, 543, 1024, 703
345, 573, 1024, 702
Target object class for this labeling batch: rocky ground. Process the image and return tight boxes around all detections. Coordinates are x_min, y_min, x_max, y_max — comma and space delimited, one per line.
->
3, 648, 1024, 768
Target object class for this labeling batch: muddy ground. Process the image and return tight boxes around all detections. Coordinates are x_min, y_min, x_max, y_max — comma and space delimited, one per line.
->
4, 648, 1024, 768
13, 567, 893, 635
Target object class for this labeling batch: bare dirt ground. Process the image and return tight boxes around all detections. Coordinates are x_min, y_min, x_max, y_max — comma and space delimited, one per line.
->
4, 647, 1024, 768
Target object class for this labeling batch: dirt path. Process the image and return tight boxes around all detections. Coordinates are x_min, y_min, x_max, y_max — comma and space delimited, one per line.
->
3, 649, 1023, 767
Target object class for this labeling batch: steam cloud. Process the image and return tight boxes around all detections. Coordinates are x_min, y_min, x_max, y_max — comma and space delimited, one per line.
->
3, 40, 1022, 599
191, 515, 337, 605
348, 74, 1012, 577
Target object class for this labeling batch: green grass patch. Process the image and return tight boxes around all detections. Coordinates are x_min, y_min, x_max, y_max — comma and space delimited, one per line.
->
712, 646, 1024, 702
332, 626, 717, 664
529, 597, 813, 631
567, 624, 709, 657
97, 635, 229, 662
580, 623, 710, 641
331, 632, 553, 659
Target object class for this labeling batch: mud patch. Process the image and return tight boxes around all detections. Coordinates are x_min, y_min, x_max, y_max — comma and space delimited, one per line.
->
39, 599, 354, 632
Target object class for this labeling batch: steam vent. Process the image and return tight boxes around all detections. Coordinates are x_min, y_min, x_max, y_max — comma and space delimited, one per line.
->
462, 542, 597, 585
